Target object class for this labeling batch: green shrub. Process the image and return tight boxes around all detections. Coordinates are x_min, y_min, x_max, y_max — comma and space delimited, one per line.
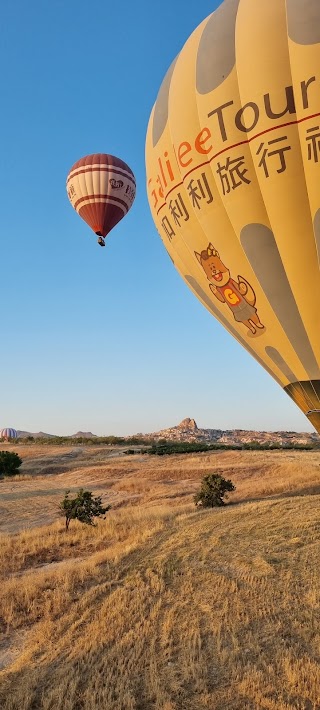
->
194, 473, 235, 508
0, 451, 23, 477
59, 488, 111, 531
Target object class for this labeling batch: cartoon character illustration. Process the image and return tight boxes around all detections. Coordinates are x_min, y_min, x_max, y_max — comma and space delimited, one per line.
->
195, 243, 265, 336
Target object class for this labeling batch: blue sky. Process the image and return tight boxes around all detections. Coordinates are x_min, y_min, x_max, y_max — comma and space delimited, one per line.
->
0, 0, 313, 435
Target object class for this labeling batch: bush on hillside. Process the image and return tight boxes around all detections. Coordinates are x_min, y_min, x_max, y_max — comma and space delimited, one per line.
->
59, 488, 111, 531
194, 473, 235, 508
0, 451, 23, 477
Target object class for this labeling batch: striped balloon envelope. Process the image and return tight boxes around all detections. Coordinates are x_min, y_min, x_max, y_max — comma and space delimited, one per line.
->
0, 428, 17, 440
66, 154, 136, 245
145, 0, 320, 433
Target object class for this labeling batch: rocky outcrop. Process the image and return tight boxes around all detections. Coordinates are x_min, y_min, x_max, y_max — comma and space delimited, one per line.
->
176, 418, 198, 431
139, 419, 319, 446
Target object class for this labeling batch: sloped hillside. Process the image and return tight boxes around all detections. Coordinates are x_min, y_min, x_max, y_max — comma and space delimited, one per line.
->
0, 446, 319, 709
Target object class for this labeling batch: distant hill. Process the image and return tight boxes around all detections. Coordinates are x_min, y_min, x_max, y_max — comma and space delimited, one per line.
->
17, 430, 96, 440
14, 417, 319, 447
136, 417, 319, 447
17, 431, 56, 439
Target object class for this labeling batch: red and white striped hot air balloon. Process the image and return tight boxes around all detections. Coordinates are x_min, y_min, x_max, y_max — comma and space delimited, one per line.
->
66, 153, 136, 247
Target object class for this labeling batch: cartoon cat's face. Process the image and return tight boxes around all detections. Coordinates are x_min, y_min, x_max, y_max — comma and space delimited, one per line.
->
195, 245, 230, 287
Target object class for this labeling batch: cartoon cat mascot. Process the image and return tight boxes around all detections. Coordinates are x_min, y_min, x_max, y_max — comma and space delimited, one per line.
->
195, 243, 265, 336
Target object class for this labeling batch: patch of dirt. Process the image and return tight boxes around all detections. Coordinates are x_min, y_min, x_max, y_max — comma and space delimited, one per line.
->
9, 556, 87, 579
0, 629, 31, 671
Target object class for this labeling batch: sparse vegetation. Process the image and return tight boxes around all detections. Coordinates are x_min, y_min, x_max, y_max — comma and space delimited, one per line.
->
194, 472, 236, 507
0, 450, 22, 477
147, 440, 316, 455
59, 488, 110, 531
148, 441, 212, 455
0, 443, 320, 709
15, 435, 154, 447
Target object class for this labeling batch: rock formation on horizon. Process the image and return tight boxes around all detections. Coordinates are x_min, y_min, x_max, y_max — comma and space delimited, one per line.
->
140, 417, 318, 446
176, 418, 198, 431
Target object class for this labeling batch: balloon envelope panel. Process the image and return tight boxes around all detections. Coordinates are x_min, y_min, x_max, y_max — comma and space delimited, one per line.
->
145, 0, 320, 433
67, 154, 136, 238
0, 428, 18, 440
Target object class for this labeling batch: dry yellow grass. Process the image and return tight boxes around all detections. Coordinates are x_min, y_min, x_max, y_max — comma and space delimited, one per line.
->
0, 443, 320, 709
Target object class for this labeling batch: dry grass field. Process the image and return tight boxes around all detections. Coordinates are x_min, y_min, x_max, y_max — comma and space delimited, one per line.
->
0, 442, 320, 709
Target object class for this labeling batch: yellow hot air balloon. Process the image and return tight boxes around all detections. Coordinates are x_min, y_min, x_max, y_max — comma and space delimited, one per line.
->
145, 0, 320, 434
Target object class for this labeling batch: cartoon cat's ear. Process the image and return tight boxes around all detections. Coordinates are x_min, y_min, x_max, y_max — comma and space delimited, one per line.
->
208, 242, 220, 258
195, 251, 202, 263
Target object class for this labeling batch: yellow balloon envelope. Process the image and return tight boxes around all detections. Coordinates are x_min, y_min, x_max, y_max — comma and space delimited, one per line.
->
145, 0, 320, 433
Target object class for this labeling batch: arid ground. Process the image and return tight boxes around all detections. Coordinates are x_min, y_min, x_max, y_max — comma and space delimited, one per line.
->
0, 442, 319, 709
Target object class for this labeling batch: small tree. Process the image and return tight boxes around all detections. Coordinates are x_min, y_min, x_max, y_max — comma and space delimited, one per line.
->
59, 488, 110, 531
0, 451, 22, 477
194, 473, 235, 508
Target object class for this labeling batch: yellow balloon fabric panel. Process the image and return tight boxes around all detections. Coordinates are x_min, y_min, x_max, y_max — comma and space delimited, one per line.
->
145, 0, 320, 432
